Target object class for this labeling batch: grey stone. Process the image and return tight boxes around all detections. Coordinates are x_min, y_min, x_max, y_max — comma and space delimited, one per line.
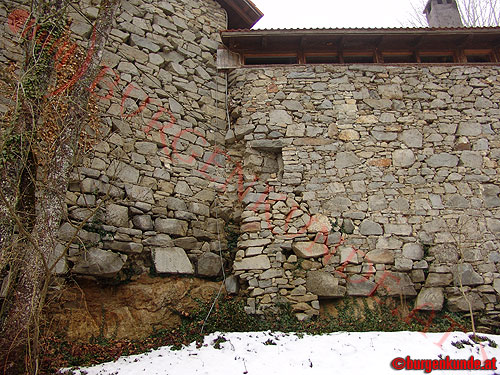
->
130, 34, 160, 52
384, 224, 412, 236
378, 84, 403, 99
152, 247, 194, 274
335, 152, 361, 168
363, 98, 392, 109
249, 139, 283, 152
393, 149, 415, 167
269, 110, 292, 125
453, 263, 484, 286
132, 215, 153, 231
400, 129, 423, 148
292, 242, 328, 259
286, 124, 305, 137
402, 243, 424, 260
359, 220, 383, 235
447, 293, 485, 312
155, 218, 188, 236
197, 252, 223, 277
375, 272, 417, 297
415, 288, 444, 311
427, 153, 459, 168
306, 271, 346, 298
125, 185, 155, 203
457, 122, 481, 136
395, 257, 413, 271
347, 275, 377, 296
460, 151, 482, 169
225, 275, 239, 295
144, 234, 174, 247
106, 204, 129, 227
483, 185, 500, 208
372, 131, 398, 141
174, 181, 193, 196
233, 255, 271, 271
368, 195, 387, 211
105, 241, 143, 254
282, 100, 303, 111
494, 279, 500, 295
425, 273, 453, 287
166, 197, 188, 211
73, 249, 127, 278
365, 250, 394, 264
58, 223, 100, 244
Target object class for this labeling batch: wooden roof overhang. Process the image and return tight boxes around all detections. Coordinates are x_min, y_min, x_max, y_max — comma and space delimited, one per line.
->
221, 28, 500, 63
215, 0, 263, 29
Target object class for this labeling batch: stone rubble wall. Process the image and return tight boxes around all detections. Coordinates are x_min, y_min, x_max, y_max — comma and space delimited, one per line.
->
228, 65, 500, 321
0, 0, 237, 282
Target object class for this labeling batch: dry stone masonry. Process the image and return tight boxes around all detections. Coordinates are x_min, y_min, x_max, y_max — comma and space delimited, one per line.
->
1, 0, 500, 327
228, 65, 500, 321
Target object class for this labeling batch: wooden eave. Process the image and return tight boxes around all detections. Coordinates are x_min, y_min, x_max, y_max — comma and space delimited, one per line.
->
215, 0, 263, 29
221, 28, 500, 55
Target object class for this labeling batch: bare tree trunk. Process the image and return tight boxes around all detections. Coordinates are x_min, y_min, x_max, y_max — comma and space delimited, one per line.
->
0, 0, 121, 373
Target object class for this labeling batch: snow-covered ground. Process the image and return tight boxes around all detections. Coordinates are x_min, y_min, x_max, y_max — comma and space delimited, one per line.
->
65, 331, 500, 375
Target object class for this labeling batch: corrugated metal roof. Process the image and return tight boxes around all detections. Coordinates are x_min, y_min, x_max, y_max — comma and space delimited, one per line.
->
224, 26, 500, 32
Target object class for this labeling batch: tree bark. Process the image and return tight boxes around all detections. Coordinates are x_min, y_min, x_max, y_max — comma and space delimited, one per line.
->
0, 0, 121, 373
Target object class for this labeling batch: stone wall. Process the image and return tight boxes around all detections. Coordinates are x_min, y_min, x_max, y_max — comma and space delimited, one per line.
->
228, 65, 500, 321
0, 0, 235, 283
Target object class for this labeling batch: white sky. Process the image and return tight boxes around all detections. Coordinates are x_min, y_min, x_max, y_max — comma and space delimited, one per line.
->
251, 0, 426, 29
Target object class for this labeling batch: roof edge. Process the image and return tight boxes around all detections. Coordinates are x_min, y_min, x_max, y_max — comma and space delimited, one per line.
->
215, 0, 263, 29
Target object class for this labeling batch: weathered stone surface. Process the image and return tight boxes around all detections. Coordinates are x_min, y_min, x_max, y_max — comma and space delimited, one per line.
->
494, 279, 500, 295
233, 255, 271, 271
308, 214, 332, 233
447, 293, 485, 312
453, 263, 484, 286
152, 247, 194, 274
425, 273, 453, 287
359, 220, 383, 235
365, 250, 394, 264
269, 110, 292, 125
393, 149, 415, 167
125, 185, 155, 203
415, 288, 444, 311
402, 243, 423, 260
197, 252, 223, 277
155, 218, 188, 236
225, 275, 239, 295
483, 185, 500, 208
347, 275, 376, 296
400, 129, 423, 148
73, 249, 127, 278
426, 153, 459, 168
376, 272, 417, 296
132, 215, 153, 231
306, 271, 346, 297
335, 152, 361, 168
106, 204, 129, 227
292, 242, 328, 259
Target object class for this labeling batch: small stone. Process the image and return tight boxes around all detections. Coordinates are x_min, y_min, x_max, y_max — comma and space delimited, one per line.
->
335, 152, 361, 168
152, 247, 194, 274
393, 149, 415, 167
197, 252, 223, 277
347, 275, 376, 296
415, 288, 444, 311
73, 249, 127, 278
233, 255, 271, 271
306, 271, 346, 297
339, 130, 360, 141
155, 218, 188, 236
426, 153, 459, 168
132, 215, 153, 231
453, 263, 484, 286
365, 250, 394, 264
292, 242, 328, 259
402, 243, 424, 260
225, 276, 239, 295
106, 204, 129, 227
359, 220, 383, 235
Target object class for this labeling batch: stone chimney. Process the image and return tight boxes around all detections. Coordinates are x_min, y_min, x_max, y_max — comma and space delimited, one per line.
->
423, 0, 464, 28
